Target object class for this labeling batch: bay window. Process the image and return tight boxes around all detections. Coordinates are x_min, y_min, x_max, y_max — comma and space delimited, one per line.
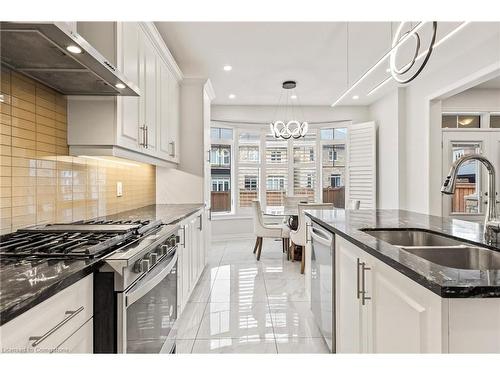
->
210, 123, 349, 215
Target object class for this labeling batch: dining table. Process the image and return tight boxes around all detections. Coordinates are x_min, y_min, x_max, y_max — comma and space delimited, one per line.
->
264, 206, 300, 230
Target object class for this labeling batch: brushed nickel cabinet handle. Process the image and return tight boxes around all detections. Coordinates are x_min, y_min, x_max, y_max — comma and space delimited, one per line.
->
139, 125, 146, 147
356, 258, 362, 300
306, 223, 311, 243
169, 141, 176, 157
145, 125, 149, 149
181, 226, 186, 248
28, 306, 84, 347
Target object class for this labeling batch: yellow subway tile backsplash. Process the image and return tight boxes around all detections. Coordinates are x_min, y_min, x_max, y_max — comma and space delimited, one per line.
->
0, 67, 156, 233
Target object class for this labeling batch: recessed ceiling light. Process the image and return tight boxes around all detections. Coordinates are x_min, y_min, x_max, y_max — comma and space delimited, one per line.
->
228, 94, 236, 99
223, 65, 232, 71
66, 45, 82, 54
352, 95, 359, 100
115, 83, 126, 89
290, 94, 297, 99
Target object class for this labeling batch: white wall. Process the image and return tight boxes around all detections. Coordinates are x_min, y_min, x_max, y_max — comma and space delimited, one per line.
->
367, 23, 500, 215
404, 25, 500, 215
442, 88, 500, 112
156, 168, 203, 204
369, 88, 406, 209
212, 104, 370, 124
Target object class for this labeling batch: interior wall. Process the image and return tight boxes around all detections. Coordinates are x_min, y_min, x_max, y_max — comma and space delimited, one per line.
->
0, 67, 156, 234
442, 88, 500, 112
369, 88, 406, 209
407, 26, 500, 215
212, 104, 370, 124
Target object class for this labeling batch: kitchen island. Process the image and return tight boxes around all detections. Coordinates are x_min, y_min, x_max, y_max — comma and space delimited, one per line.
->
305, 208, 500, 353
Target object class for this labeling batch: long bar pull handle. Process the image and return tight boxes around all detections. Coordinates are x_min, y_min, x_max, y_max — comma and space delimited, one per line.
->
361, 262, 371, 305
181, 226, 186, 248
28, 306, 84, 347
306, 223, 311, 243
145, 125, 149, 149
139, 125, 146, 147
356, 258, 362, 299
169, 141, 176, 157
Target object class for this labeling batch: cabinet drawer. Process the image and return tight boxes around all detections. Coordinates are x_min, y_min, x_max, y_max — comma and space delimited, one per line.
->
0, 275, 93, 353
56, 318, 93, 354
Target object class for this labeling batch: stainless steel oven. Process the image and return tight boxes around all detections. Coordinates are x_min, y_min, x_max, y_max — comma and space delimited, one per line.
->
95, 224, 180, 353
120, 248, 177, 353
310, 221, 335, 353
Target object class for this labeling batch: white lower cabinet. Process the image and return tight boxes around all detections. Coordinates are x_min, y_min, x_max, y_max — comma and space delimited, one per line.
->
0, 274, 93, 353
337, 236, 444, 353
177, 209, 207, 314
334, 235, 500, 353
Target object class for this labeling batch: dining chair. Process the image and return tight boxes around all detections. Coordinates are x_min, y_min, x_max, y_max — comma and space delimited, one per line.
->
284, 195, 313, 210
251, 200, 290, 260
289, 203, 334, 274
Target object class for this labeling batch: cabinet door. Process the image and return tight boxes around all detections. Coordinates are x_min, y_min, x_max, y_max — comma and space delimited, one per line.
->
157, 61, 170, 160
117, 22, 141, 151
335, 237, 364, 353
141, 35, 157, 154
56, 318, 93, 353
367, 253, 444, 353
167, 70, 180, 162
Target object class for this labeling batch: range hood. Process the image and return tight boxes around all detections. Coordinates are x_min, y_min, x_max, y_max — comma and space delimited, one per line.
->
0, 22, 140, 96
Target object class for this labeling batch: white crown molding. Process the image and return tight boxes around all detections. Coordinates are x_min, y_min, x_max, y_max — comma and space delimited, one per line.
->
139, 22, 183, 82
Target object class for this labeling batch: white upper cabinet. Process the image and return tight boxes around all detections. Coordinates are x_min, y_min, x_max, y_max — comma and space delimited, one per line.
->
117, 22, 141, 151
67, 22, 182, 167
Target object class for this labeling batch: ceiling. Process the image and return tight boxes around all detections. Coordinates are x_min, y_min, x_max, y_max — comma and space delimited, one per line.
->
155, 22, 395, 105
155, 22, 496, 106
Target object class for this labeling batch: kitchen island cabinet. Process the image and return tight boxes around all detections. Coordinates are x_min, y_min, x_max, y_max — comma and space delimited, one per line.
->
305, 209, 500, 353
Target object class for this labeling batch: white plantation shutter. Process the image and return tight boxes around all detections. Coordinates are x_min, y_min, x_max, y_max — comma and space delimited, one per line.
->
346, 122, 377, 209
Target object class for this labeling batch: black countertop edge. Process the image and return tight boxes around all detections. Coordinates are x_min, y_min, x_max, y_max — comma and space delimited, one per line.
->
306, 214, 500, 299
0, 260, 101, 326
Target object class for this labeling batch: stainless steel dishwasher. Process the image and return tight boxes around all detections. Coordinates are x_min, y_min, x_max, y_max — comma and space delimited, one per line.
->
310, 221, 335, 352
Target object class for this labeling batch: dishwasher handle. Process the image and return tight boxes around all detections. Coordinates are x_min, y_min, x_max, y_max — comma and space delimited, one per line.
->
310, 226, 333, 247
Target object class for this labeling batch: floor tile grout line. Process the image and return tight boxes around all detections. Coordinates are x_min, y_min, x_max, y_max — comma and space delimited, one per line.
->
189, 243, 226, 352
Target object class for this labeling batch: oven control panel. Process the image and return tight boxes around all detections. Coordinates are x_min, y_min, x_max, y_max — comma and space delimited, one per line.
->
132, 234, 178, 274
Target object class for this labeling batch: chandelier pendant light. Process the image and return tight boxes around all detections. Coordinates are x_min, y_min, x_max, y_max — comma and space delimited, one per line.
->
270, 80, 308, 139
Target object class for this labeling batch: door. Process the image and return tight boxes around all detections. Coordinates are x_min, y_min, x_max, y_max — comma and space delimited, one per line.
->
367, 253, 444, 353
167, 70, 180, 162
117, 22, 141, 151
157, 61, 170, 160
124, 252, 178, 353
335, 237, 364, 353
141, 34, 157, 154
442, 131, 491, 221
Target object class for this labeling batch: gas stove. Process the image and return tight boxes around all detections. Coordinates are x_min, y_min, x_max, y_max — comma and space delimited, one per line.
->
0, 219, 163, 259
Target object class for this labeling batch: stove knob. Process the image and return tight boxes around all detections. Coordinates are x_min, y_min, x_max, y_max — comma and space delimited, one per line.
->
160, 244, 169, 255
133, 259, 150, 273
141, 259, 150, 272
150, 253, 158, 265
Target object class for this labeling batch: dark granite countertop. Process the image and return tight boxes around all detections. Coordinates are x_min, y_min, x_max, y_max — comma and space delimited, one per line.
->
0, 204, 204, 325
305, 209, 500, 298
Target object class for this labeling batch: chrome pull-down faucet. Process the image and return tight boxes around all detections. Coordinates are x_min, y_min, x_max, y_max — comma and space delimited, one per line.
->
441, 154, 500, 244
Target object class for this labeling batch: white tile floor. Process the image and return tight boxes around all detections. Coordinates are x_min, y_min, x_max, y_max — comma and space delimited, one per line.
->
175, 238, 329, 354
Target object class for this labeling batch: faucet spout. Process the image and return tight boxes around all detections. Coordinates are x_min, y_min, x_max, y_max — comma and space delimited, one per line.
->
441, 154, 499, 243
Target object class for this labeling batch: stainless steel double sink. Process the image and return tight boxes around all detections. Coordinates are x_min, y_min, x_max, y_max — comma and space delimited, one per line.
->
361, 229, 500, 270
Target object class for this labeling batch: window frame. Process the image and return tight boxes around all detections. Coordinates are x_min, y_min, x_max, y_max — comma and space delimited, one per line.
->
210, 122, 350, 216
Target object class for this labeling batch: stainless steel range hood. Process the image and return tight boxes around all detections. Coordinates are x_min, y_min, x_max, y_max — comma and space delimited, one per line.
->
0, 22, 140, 96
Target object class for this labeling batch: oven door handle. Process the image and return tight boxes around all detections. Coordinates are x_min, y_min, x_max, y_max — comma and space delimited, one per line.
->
125, 252, 178, 307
